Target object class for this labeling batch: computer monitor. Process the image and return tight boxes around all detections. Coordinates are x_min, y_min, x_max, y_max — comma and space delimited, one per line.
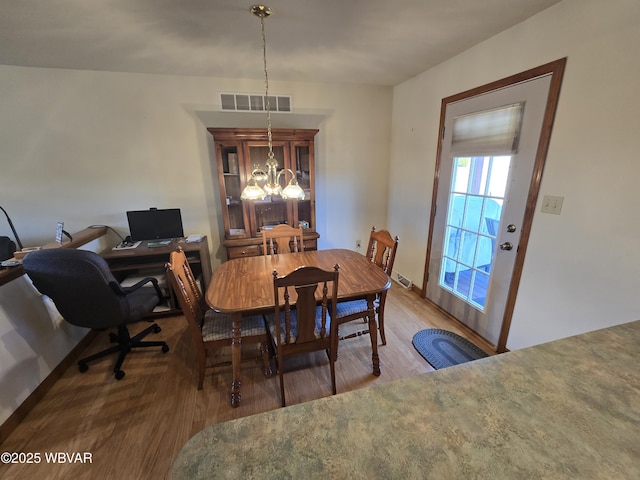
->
126, 208, 184, 242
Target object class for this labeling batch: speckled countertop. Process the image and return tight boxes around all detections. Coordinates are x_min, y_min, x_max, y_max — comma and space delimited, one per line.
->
169, 321, 640, 479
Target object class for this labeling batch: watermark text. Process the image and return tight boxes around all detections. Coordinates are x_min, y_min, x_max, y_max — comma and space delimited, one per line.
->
1, 451, 93, 464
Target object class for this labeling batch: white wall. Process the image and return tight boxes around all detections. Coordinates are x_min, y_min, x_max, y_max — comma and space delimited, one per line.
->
0, 238, 108, 426
0, 68, 392, 265
388, 0, 640, 349
4, 0, 638, 426
0, 68, 391, 426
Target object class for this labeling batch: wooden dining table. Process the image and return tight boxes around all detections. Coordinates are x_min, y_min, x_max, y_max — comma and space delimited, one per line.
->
206, 248, 391, 407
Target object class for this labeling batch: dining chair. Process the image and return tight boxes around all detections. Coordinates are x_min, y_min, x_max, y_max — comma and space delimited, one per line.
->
333, 227, 398, 348
266, 264, 340, 407
262, 224, 304, 255
166, 247, 270, 390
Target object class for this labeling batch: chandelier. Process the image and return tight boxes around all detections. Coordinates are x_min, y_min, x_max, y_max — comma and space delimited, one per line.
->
240, 5, 305, 201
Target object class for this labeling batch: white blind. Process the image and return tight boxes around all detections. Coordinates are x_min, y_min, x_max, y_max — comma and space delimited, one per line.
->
451, 102, 525, 157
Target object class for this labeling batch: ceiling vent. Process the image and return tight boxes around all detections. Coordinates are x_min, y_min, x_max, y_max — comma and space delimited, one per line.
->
220, 93, 292, 113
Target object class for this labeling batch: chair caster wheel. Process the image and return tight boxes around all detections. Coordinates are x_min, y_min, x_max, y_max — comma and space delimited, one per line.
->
114, 370, 125, 380
78, 362, 88, 373
153, 325, 162, 334
162, 344, 170, 353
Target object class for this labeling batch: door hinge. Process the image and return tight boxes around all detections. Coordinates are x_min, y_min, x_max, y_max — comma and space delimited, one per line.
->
442, 126, 445, 139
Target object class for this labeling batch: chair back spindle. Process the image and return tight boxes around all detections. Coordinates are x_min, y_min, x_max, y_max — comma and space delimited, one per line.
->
269, 264, 339, 406
366, 227, 398, 275
262, 224, 304, 255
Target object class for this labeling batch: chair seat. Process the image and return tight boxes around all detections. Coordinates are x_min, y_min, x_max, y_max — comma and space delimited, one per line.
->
265, 307, 330, 344
201, 311, 266, 342
334, 298, 379, 318
126, 287, 164, 322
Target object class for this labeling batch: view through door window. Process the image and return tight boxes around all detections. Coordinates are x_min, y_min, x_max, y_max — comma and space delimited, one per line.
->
440, 155, 511, 310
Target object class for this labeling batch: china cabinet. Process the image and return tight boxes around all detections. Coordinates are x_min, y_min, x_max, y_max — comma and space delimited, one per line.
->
208, 128, 320, 259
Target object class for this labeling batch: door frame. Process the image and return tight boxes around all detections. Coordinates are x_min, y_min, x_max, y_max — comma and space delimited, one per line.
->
422, 58, 567, 353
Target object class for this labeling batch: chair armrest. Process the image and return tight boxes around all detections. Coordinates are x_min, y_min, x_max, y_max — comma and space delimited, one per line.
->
122, 277, 164, 302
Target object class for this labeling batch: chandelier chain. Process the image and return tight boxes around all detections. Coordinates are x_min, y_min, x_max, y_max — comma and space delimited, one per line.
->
241, 5, 304, 201
260, 16, 273, 157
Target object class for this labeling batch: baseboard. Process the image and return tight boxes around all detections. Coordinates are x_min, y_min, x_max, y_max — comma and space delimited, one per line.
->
0, 330, 98, 444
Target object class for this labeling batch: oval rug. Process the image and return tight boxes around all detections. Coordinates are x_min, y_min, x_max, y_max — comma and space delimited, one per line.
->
412, 328, 489, 369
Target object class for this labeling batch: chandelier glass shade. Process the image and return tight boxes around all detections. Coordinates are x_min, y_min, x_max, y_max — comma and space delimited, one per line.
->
240, 5, 305, 202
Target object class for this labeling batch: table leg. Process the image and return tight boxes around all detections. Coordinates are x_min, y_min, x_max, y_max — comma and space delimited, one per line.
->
230, 312, 242, 407
367, 296, 381, 376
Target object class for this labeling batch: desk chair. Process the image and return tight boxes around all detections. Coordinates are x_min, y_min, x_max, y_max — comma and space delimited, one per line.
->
267, 264, 339, 407
166, 247, 270, 391
333, 227, 398, 349
262, 224, 304, 255
23, 248, 169, 380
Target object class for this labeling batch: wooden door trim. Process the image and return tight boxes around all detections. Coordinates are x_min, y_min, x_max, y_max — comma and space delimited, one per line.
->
421, 58, 567, 353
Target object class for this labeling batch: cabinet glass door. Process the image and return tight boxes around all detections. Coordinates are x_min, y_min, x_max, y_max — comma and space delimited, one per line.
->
294, 144, 313, 230
247, 143, 290, 234
220, 145, 249, 237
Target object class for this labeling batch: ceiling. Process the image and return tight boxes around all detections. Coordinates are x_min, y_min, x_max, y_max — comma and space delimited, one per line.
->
0, 0, 563, 87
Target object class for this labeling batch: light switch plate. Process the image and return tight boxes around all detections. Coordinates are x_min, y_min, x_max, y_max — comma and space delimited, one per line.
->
541, 195, 564, 215
56, 222, 64, 243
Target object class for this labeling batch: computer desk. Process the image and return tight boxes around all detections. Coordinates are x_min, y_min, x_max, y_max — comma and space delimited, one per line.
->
0, 226, 108, 287
101, 236, 212, 318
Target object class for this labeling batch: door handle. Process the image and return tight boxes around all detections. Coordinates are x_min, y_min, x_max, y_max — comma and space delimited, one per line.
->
499, 242, 513, 251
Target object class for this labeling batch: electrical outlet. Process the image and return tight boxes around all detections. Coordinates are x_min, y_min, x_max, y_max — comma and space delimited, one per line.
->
356, 239, 361, 249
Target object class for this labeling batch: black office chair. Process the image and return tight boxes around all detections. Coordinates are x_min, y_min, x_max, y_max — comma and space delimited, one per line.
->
23, 248, 169, 380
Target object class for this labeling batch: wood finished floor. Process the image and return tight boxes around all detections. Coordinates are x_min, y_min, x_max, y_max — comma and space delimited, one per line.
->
0, 284, 493, 480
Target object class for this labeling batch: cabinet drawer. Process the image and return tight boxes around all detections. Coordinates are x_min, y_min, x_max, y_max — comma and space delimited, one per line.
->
227, 245, 261, 259
303, 239, 317, 251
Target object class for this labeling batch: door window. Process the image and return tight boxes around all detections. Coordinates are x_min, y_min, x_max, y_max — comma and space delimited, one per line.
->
440, 155, 510, 310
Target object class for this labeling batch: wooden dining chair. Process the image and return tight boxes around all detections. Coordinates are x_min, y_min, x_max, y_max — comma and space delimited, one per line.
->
266, 264, 340, 407
262, 224, 304, 255
333, 227, 398, 348
166, 247, 270, 390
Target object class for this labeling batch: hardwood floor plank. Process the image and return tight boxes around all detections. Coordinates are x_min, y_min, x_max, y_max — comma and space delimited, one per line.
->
0, 284, 493, 479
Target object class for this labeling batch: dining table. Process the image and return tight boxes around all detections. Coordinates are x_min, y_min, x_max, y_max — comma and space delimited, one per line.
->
206, 248, 391, 407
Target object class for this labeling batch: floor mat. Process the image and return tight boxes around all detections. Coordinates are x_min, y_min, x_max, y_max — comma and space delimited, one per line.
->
412, 328, 489, 369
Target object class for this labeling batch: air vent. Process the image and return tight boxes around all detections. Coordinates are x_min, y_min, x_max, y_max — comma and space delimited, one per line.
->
220, 93, 292, 112
392, 271, 413, 290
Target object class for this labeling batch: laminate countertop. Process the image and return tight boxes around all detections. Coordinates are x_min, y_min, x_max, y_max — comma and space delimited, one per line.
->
169, 320, 640, 479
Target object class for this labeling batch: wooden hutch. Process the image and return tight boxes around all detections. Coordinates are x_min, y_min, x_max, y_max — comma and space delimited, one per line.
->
208, 128, 320, 259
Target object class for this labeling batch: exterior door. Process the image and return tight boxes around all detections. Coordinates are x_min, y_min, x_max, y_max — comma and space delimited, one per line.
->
424, 60, 566, 351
